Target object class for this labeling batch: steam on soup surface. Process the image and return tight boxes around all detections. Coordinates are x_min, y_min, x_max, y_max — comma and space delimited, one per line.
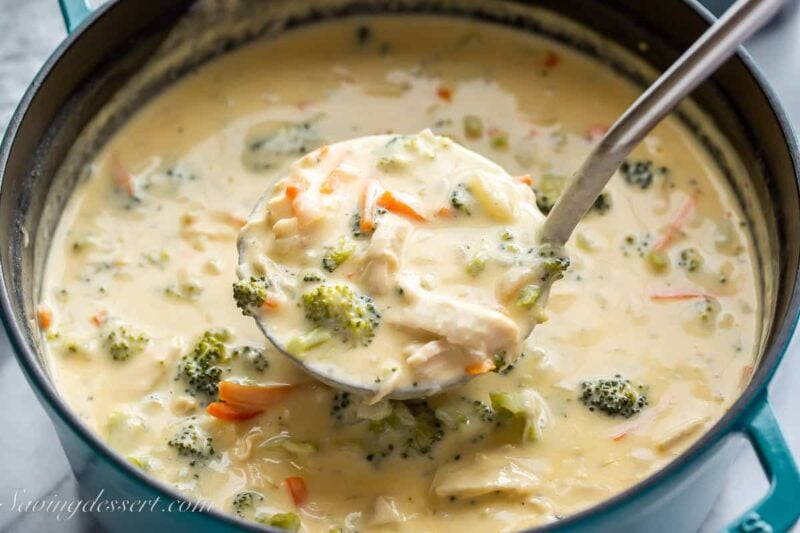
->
39, 16, 759, 532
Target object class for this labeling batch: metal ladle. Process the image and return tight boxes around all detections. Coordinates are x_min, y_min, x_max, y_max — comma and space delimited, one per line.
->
246, 0, 782, 399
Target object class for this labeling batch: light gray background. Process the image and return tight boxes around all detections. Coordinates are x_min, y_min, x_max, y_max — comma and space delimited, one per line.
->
0, 1, 797, 531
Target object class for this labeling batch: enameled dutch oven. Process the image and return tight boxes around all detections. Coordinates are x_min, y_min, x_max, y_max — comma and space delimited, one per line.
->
1, 1, 799, 532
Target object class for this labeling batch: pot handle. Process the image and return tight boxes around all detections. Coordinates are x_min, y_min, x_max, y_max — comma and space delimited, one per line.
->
726, 396, 800, 532
58, 0, 93, 34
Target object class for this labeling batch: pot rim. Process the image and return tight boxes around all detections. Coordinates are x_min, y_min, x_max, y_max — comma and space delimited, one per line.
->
0, 0, 798, 531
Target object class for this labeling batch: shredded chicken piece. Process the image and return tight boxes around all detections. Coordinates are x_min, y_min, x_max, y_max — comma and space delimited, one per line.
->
405, 340, 466, 381
432, 452, 545, 498
362, 216, 412, 294
369, 496, 406, 526
388, 275, 521, 359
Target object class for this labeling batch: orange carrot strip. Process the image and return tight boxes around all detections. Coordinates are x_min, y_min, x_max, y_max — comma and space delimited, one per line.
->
262, 297, 280, 311
376, 190, 426, 222
543, 51, 561, 68
612, 431, 628, 441
360, 180, 381, 233
435, 206, 455, 218
466, 359, 496, 376
513, 174, 533, 186
37, 306, 53, 330
285, 477, 308, 507
218, 381, 295, 411
586, 124, 608, 141
206, 401, 263, 421
285, 185, 302, 201
436, 87, 453, 102
653, 197, 697, 252
90, 310, 108, 327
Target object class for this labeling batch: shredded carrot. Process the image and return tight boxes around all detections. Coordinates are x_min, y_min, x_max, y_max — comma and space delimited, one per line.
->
543, 50, 561, 68
285, 184, 302, 201
90, 310, 108, 326
466, 359, 496, 376
360, 180, 381, 233
436, 87, 453, 102
653, 197, 697, 252
285, 476, 308, 506
206, 401, 263, 421
435, 206, 455, 218
585, 124, 608, 141
37, 306, 53, 330
612, 431, 628, 441
376, 190, 426, 222
649, 292, 715, 302
262, 297, 281, 311
319, 171, 340, 194
218, 381, 294, 411
513, 174, 533, 186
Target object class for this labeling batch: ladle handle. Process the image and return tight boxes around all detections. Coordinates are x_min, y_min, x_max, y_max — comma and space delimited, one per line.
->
540, 0, 784, 246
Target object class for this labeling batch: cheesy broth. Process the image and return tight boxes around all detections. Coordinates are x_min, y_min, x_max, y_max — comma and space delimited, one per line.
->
39, 16, 759, 532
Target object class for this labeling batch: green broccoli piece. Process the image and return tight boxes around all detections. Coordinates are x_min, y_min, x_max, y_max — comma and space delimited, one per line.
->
167, 423, 214, 464
232, 276, 269, 316
232, 345, 269, 372
533, 173, 565, 215
104, 326, 149, 361
179, 330, 230, 398
592, 192, 612, 214
580, 375, 648, 418
322, 239, 356, 272
257, 512, 301, 532
466, 249, 488, 277
450, 183, 473, 215
678, 247, 704, 272
516, 285, 542, 308
232, 491, 263, 517
489, 129, 509, 150
302, 271, 325, 283
360, 400, 445, 460
490, 392, 542, 442
620, 160, 668, 189
286, 327, 333, 356
463, 114, 484, 139
301, 284, 380, 345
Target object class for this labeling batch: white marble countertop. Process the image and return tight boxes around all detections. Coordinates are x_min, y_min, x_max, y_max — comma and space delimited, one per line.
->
0, 1, 797, 531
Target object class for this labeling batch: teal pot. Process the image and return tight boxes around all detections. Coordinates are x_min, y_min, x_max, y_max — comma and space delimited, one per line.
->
1, 1, 799, 532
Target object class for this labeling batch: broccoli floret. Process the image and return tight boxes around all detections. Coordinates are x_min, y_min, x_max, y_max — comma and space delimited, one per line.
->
580, 375, 648, 418
678, 247, 704, 272
490, 391, 543, 442
592, 192, 612, 214
301, 284, 380, 345
167, 423, 214, 464
322, 239, 355, 272
466, 249, 488, 277
360, 400, 445, 460
516, 284, 542, 308
463, 114, 484, 139
179, 330, 230, 398
232, 276, 269, 316
286, 327, 333, 356
257, 512, 301, 532
301, 271, 324, 283
104, 326, 149, 361
232, 345, 269, 372
450, 183, 473, 215
533, 173, 565, 215
232, 491, 263, 517
620, 160, 668, 189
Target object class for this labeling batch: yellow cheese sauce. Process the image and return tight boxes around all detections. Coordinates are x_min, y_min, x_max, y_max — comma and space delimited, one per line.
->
39, 16, 759, 532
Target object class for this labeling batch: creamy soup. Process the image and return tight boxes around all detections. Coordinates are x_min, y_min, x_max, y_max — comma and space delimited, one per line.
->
39, 16, 759, 532
237, 129, 565, 398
